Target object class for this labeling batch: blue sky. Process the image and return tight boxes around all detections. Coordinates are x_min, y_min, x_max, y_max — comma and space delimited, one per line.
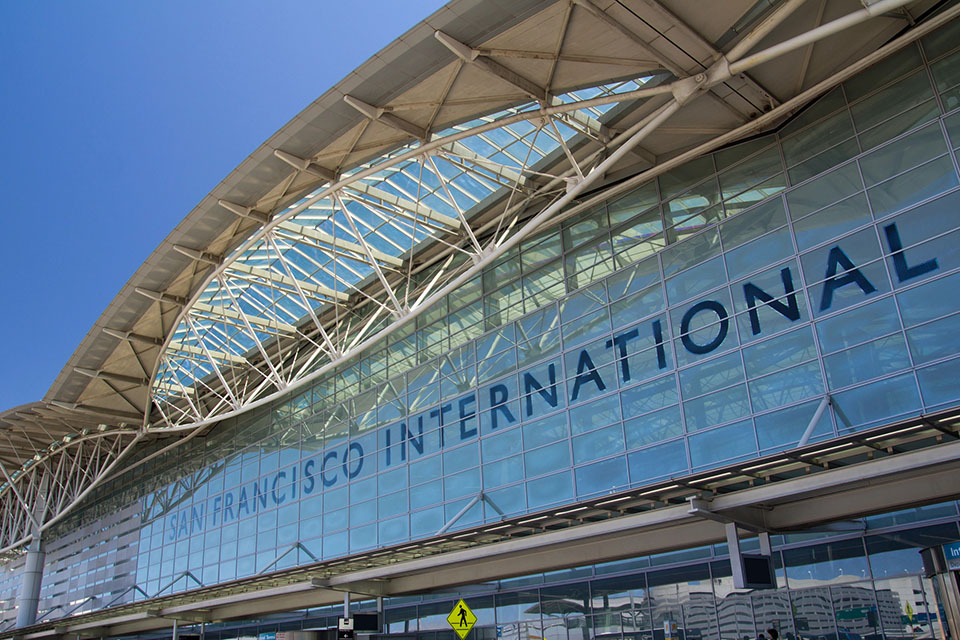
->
0, 1, 448, 412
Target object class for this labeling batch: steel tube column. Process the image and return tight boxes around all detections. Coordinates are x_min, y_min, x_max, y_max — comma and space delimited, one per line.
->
16, 537, 45, 628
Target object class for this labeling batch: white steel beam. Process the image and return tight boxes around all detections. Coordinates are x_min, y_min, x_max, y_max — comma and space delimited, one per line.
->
344, 181, 460, 229
264, 233, 341, 358
343, 95, 428, 139
334, 193, 406, 317
273, 149, 337, 182
434, 31, 545, 101
276, 220, 404, 267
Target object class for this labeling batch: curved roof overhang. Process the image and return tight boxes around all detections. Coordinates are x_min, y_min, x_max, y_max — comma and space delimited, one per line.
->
1, 0, 952, 554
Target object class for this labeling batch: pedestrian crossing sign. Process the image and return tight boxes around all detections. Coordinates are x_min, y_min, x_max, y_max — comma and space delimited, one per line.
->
447, 599, 477, 639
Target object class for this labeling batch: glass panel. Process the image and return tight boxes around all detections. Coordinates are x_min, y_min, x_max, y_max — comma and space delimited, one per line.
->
749, 361, 824, 411
608, 182, 659, 225
906, 313, 960, 365
624, 405, 683, 450
867, 156, 959, 219
850, 69, 934, 133
719, 146, 783, 200
666, 256, 726, 305
725, 228, 793, 281
572, 423, 624, 464
575, 456, 628, 496
755, 398, 833, 450
858, 100, 939, 152
569, 394, 622, 435
781, 87, 846, 137
647, 564, 718, 640
859, 124, 947, 187
897, 270, 960, 327
526, 471, 573, 509
782, 110, 855, 167
627, 439, 688, 484
719, 197, 786, 250
783, 538, 870, 586
524, 442, 570, 478
844, 44, 923, 101
661, 228, 721, 277
788, 138, 860, 185
823, 334, 911, 390
743, 327, 818, 379
917, 357, 960, 408
660, 155, 714, 200
793, 193, 871, 252
931, 48, 960, 92
687, 419, 756, 467
831, 372, 921, 431
716, 136, 773, 170
679, 351, 744, 399
786, 162, 863, 220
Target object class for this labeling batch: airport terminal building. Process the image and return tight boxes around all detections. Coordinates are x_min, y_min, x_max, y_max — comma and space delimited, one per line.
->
2, 1, 960, 640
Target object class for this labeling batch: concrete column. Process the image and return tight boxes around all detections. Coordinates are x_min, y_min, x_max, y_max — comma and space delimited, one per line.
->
16, 536, 45, 628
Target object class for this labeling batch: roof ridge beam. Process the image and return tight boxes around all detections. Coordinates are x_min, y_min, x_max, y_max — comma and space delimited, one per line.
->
217, 199, 271, 224
434, 30, 545, 101
344, 182, 460, 229
173, 245, 223, 266
102, 329, 164, 347
343, 95, 428, 140
166, 341, 247, 365
191, 301, 297, 334
48, 402, 143, 422
135, 288, 187, 306
273, 150, 337, 182
73, 368, 150, 387
275, 220, 404, 267
224, 261, 349, 302
570, 0, 685, 78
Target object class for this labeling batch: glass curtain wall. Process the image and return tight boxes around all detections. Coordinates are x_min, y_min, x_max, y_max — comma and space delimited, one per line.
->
194, 509, 960, 640
18, 16, 960, 621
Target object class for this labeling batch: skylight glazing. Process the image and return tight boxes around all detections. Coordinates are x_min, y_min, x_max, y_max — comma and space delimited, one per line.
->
151, 76, 658, 428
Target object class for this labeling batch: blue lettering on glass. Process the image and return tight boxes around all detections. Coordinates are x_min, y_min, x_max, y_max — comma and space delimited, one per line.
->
162, 221, 943, 544
884, 222, 938, 282
165, 441, 364, 541
458, 394, 477, 439
570, 349, 606, 401
523, 363, 558, 417
651, 319, 667, 370
489, 384, 515, 429
606, 328, 640, 382
819, 246, 876, 311
431, 403, 452, 447
680, 300, 729, 354
743, 267, 800, 335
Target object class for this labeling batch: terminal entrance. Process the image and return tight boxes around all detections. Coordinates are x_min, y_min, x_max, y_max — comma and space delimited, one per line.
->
189, 512, 959, 640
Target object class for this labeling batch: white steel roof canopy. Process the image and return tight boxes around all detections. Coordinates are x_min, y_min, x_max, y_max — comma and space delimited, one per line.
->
0, 0, 952, 554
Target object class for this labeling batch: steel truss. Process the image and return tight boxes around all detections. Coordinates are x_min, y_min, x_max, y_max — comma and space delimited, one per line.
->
0, 429, 142, 556
149, 0, 926, 431
0, 0, 952, 560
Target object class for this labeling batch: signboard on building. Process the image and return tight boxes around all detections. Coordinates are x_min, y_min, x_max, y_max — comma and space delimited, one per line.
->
944, 541, 960, 570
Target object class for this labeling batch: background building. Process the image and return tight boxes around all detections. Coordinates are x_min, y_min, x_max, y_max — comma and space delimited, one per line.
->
2, 1, 960, 639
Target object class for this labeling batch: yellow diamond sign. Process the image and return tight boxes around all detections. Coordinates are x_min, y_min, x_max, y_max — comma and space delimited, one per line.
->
447, 599, 477, 639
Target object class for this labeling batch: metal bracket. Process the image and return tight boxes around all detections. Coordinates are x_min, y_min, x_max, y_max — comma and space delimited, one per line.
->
687, 497, 770, 533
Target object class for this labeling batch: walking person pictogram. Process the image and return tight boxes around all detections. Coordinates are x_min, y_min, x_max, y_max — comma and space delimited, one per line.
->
447, 599, 477, 639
